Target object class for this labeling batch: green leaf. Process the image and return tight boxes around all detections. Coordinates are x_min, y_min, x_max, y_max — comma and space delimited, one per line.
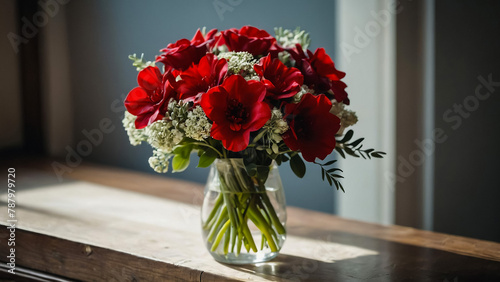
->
173, 144, 193, 158
327, 168, 342, 173
172, 154, 190, 172
272, 143, 279, 154
335, 147, 346, 159
256, 166, 271, 181
338, 181, 345, 193
275, 154, 289, 166
339, 130, 354, 143
344, 147, 359, 157
290, 154, 306, 178
275, 155, 282, 166
172, 144, 193, 172
371, 152, 385, 158
348, 138, 364, 148
245, 163, 258, 177
332, 178, 345, 192
326, 174, 333, 186
198, 149, 217, 168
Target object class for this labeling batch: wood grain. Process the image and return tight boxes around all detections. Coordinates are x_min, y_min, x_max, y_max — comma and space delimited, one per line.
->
67, 161, 500, 263
0, 159, 499, 281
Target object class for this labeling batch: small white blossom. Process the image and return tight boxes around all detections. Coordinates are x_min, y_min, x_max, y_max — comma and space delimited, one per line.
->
172, 128, 184, 144
274, 27, 311, 50
144, 100, 212, 152
217, 51, 258, 79
244, 74, 260, 81
145, 100, 191, 152
185, 106, 212, 141
263, 108, 289, 144
165, 99, 189, 126
146, 120, 180, 153
128, 53, 155, 71
148, 150, 171, 173
292, 84, 314, 103
214, 44, 228, 54
122, 111, 148, 146
267, 108, 289, 134
275, 27, 311, 65
330, 101, 358, 135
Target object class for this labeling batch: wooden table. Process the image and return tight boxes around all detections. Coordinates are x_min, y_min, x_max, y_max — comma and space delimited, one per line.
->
1, 159, 500, 281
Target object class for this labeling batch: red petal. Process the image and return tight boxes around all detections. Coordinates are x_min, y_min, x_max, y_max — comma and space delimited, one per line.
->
282, 94, 340, 162
125, 87, 155, 116
191, 29, 205, 45
312, 48, 346, 81
137, 66, 162, 91
200, 86, 228, 123
247, 102, 271, 132
211, 122, 250, 152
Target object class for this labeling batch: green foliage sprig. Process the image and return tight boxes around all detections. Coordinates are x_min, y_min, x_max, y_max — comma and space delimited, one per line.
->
335, 130, 386, 159
316, 160, 344, 192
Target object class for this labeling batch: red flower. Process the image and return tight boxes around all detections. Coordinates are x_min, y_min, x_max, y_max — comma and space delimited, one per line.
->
282, 93, 341, 162
175, 53, 228, 104
288, 45, 349, 104
254, 54, 303, 100
221, 26, 277, 56
124, 66, 177, 129
156, 28, 217, 71
201, 75, 271, 152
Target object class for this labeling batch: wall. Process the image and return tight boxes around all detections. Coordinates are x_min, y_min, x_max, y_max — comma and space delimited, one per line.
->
336, 0, 396, 224
40, 4, 73, 157
0, 0, 23, 151
61, 0, 340, 213
394, 0, 428, 229
433, 0, 500, 242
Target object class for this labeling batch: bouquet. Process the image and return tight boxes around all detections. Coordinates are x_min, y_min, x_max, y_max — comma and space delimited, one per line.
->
122, 26, 384, 260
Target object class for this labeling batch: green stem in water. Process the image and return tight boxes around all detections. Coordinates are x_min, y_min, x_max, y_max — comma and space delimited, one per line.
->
207, 205, 228, 243
223, 226, 230, 255
248, 205, 278, 252
234, 195, 258, 253
203, 194, 223, 230
230, 225, 236, 253
219, 176, 244, 253
211, 219, 231, 252
256, 180, 286, 235
207, 159, 285, 255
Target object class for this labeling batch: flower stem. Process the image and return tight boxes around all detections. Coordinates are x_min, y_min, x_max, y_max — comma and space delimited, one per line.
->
207, 205, 227, 243
247, 205, 278, 252
203, 194, 223, 230
211, 219, 231, 252
192, 141, 223, 158
205, 159, 285, 256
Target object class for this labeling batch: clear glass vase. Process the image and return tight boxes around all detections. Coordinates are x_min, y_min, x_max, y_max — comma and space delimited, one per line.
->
201, 159, 287, 264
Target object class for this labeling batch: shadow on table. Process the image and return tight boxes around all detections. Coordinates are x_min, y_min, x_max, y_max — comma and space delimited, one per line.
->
222, 230, 500, 281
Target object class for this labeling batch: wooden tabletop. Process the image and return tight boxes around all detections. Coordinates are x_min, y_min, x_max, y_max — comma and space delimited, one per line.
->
1, 158, 500, 281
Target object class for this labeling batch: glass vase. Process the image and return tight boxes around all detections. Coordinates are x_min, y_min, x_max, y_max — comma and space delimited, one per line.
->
201, 158, 287, 264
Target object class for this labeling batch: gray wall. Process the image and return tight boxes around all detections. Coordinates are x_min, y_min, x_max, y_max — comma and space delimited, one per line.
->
0, 0, 23, 150
63, 0, 340, 213
434, 0, 500, 242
